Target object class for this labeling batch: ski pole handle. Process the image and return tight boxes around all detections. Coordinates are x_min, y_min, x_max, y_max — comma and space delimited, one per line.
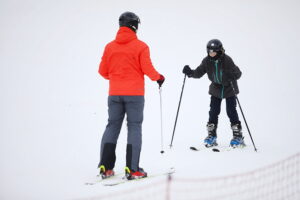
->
230, 81, 236, 94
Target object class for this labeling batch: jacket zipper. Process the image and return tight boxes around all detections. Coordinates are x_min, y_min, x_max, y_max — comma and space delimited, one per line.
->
215, 60, 224, 98
214, 61, 220, 84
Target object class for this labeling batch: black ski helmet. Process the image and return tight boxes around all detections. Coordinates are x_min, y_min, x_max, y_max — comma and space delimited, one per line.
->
119, 11, 140, 32
206, 39, 224, 54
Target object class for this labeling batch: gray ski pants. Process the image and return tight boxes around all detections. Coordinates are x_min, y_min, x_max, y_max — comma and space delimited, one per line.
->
99, 95, 144, 171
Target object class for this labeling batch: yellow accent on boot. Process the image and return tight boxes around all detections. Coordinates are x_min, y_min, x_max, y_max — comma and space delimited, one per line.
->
125, 167, 131, 179
125, 166, 131, 173
99, 165, 106, 174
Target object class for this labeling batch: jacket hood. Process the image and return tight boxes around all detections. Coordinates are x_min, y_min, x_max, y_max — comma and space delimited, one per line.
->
115, 27, 137, 44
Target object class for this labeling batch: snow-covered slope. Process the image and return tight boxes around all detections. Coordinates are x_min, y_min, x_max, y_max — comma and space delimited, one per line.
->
1, 0, 299, 199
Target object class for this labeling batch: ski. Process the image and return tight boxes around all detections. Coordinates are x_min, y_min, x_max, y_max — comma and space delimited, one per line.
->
84, 173, 123, 185
190, 145, 246, 152
190, 146, 217, 152
103, 167, 175, 186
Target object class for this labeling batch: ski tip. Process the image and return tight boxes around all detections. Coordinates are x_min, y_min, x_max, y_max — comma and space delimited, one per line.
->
212, 148, 220, 152
190, 146, 198, 151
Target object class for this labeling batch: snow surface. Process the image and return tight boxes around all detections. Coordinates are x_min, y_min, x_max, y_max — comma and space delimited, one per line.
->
1, 0, 300, 199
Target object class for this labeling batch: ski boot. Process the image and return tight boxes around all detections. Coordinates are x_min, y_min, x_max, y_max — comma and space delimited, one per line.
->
230, 123, 246, 148
125, 167, 147, 180
99, 165, 115, 179
204, 123, 218, 147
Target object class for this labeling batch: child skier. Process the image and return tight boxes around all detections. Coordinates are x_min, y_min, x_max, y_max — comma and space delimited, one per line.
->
182, 39, 245, 148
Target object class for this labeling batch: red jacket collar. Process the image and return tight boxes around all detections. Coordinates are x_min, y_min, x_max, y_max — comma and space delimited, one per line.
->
115, 27, 137, 44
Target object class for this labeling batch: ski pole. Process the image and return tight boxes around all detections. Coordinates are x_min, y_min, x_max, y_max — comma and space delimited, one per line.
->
159, 86, 164, 154
170, 74, 187, 148
230, 81, 258, 152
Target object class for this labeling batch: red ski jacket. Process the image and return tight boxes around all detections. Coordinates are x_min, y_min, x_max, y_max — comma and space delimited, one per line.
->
99, 27, 161, 96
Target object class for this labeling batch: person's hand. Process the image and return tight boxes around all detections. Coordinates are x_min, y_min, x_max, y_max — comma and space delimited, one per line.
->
182, 65, 193, 77
157, 74, 165, 87
222, 70, 235, 85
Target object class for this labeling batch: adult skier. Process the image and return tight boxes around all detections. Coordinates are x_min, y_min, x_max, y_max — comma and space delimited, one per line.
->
98, 12, 165, 180
182, 39, 245, 148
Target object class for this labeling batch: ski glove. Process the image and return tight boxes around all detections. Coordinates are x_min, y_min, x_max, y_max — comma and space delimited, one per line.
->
222, 72, 235, 86
157, 74, 165, 87
182, 65, 194, 77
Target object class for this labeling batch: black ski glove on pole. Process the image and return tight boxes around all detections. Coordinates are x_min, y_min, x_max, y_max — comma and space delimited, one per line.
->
157, 74, 165, 87
182, 65, 193, 77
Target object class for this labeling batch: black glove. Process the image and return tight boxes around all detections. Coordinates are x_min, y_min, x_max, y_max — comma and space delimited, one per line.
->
157, 74, 165, 87
221, 70, 234, 86
182, 65, 193, 77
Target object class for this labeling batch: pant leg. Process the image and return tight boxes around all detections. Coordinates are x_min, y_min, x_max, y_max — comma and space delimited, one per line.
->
98, 96, 125, 169
208, 95, 222, 124
123, 96, 144, 171
226, 96, 240, 124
